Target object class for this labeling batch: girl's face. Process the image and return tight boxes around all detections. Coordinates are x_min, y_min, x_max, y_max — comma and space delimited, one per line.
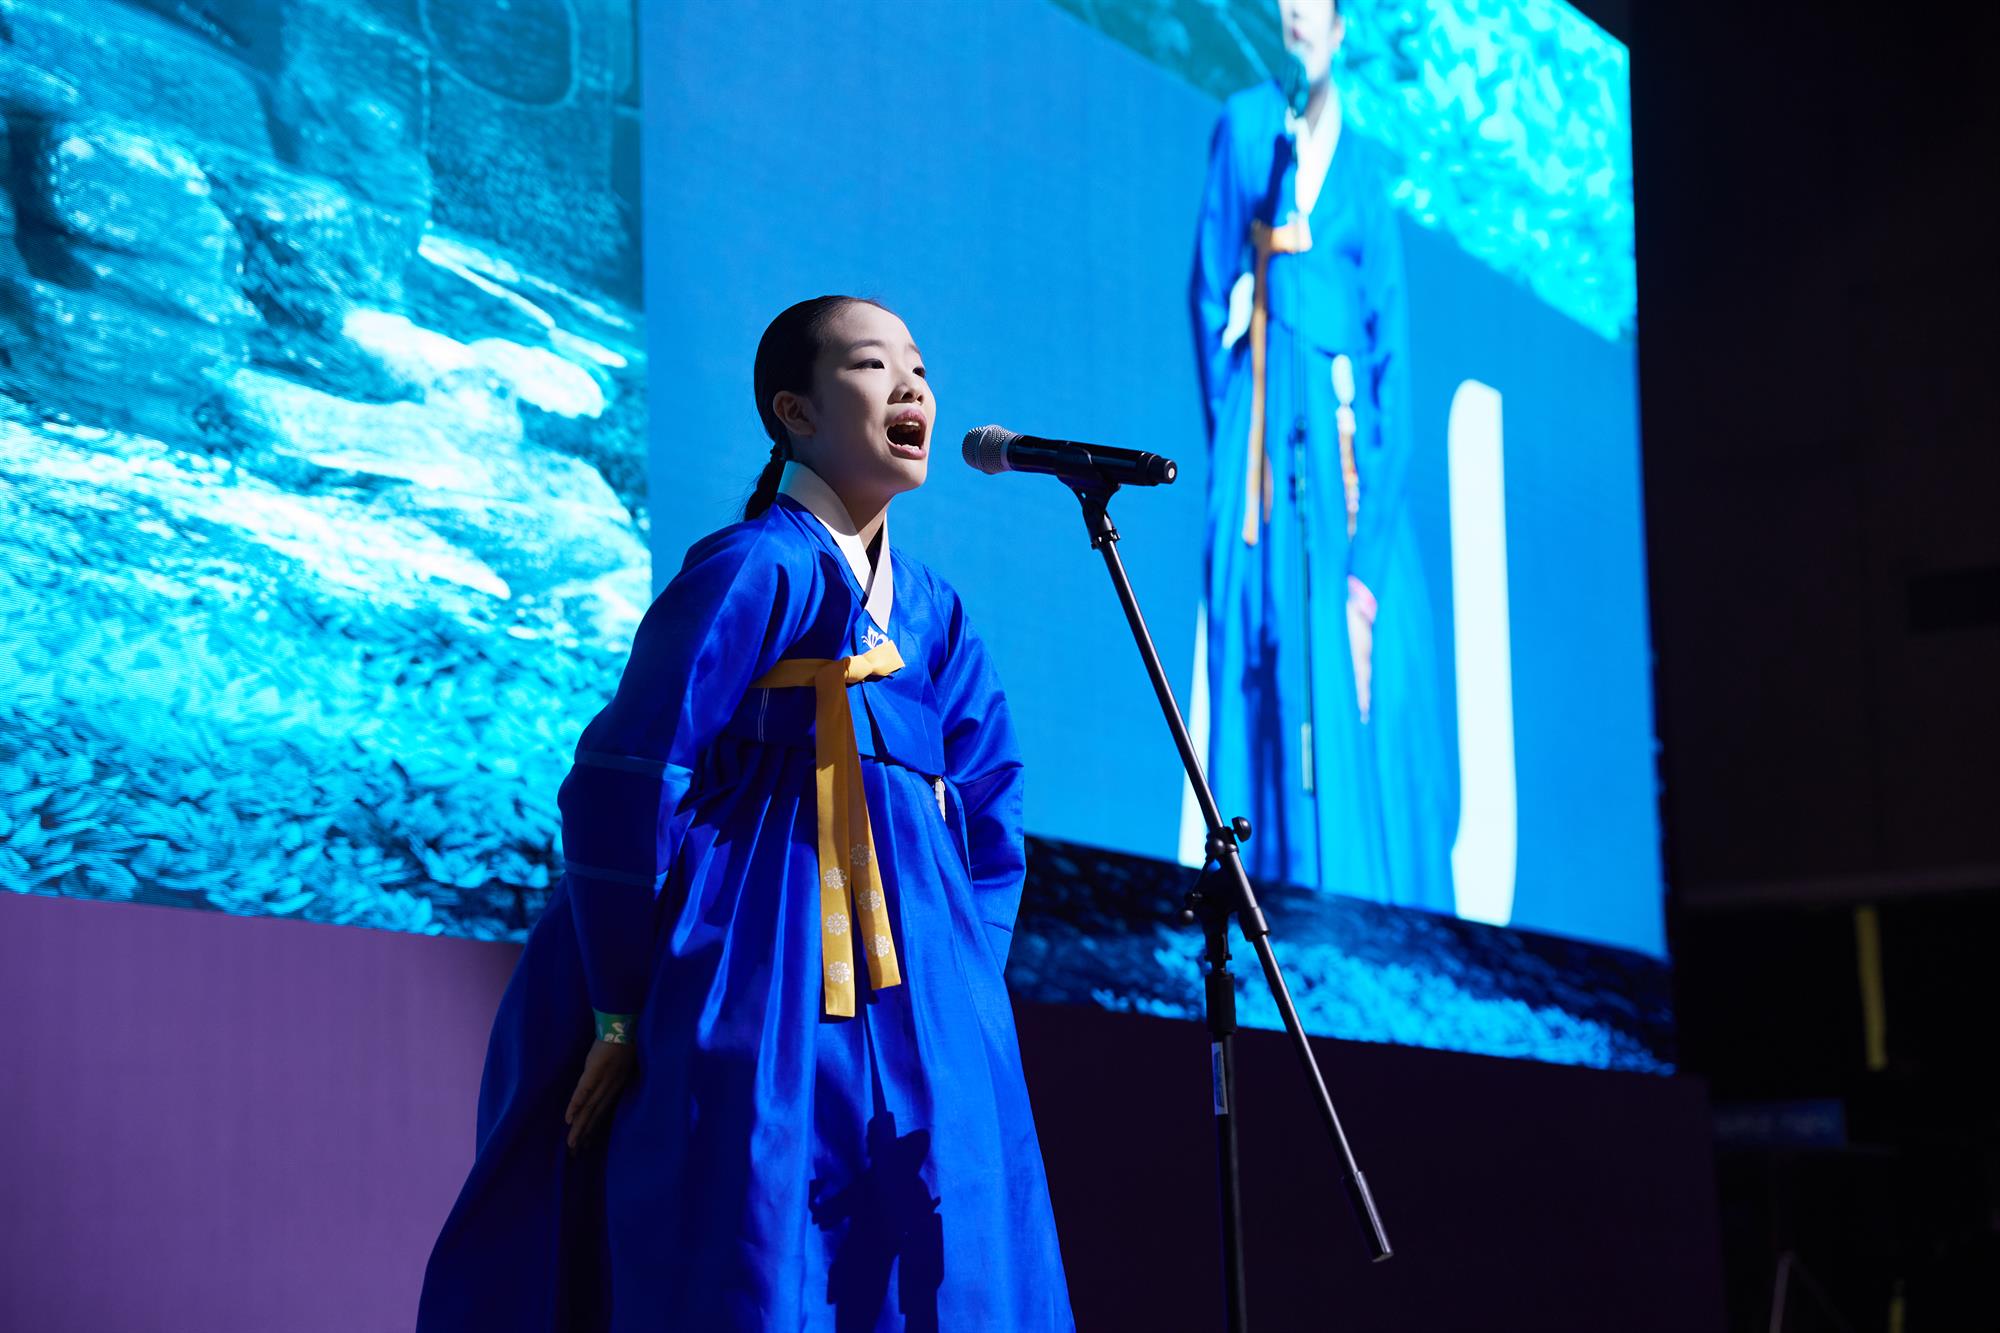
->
775, 302, 933, 515
1278, 0, 1344, 87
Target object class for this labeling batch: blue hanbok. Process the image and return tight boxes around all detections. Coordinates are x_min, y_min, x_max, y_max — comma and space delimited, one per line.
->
418, 463, 1074, 1331
1190, 79, 1455, 910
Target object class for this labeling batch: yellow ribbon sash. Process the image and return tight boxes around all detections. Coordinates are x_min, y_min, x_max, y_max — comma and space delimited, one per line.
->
1243, 216, 1313, 547
750, 641, 905, 1017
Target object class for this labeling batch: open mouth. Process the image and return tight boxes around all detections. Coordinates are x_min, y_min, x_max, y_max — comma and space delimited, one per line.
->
886, 417, 927, 455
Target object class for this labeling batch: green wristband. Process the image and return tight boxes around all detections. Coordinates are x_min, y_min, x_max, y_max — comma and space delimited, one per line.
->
593, 1010, 635, 1045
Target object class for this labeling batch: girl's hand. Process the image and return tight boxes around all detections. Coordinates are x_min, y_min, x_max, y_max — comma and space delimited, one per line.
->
564, 1038, 637, 1156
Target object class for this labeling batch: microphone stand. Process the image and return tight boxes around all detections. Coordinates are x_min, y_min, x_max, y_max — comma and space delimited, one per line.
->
1279, 97, 1328, 896
1065, 480, 1392, 1332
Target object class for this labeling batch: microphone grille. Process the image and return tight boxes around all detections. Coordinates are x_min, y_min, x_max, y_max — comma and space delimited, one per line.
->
962, 425, 1019, 476
1331, 353, 1356, 405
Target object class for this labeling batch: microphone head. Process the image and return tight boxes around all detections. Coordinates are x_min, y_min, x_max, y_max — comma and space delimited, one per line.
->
1281, 52, 1311, 118
1331, 353, 1355, 405
962, 424, 1020, 476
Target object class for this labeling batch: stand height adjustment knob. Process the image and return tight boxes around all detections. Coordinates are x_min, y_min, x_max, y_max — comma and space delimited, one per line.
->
1232, 816, 1253, 843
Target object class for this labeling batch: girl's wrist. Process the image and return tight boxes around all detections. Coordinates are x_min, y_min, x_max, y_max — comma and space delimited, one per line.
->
593, 1010, 636, 1045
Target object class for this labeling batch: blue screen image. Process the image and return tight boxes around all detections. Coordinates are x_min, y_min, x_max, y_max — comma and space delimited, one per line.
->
2, 0, 1668, 1072
1, 0, 649, 935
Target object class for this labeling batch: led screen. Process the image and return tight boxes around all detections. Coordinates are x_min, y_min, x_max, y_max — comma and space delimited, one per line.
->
2, 0, 1667, 1071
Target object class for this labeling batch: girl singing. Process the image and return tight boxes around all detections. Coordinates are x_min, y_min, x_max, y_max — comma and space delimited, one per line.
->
420, 296, 1074, 1331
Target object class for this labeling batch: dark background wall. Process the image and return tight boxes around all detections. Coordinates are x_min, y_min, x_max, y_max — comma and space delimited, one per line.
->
1624, 0, 2000, 1327
1637, 2, 2000, 899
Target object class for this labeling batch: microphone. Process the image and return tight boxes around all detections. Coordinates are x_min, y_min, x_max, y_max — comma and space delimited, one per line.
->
962, 425, 1178, 489
1280, 50, 1311, 119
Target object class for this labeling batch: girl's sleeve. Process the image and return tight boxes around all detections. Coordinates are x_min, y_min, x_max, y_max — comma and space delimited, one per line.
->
1346, 161, 1413, 598
557, 525, 801, 1020
932, 585, 1028, 969
1190, 108, 1247, 441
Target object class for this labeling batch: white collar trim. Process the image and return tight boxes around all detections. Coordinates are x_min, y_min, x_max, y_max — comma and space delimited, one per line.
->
1287, 80, 1343, 218
777, 460, 894, 629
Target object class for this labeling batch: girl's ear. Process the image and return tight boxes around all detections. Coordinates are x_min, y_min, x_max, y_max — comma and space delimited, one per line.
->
772, 389, 815, 439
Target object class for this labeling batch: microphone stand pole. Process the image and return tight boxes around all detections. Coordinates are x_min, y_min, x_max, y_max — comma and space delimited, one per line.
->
1279, 106, 1330, 899
1065, 480, 1392, 1333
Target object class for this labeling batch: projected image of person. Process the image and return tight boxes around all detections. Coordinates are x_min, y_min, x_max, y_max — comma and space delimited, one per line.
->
418, 297, 1073, 1330
1190, 0, 1454, 909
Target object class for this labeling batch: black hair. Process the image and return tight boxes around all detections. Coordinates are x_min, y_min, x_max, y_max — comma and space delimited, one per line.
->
744, 294, 891, 520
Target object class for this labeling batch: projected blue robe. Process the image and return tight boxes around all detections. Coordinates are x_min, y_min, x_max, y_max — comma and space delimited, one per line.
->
418, 465, 1073, 1331
1190, 80, 1454, 909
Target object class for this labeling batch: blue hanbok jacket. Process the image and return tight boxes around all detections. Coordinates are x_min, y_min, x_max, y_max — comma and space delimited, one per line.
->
418, 466, 1074, 1331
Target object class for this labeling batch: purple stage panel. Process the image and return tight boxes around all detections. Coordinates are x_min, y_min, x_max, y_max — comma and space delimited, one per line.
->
0, 892, 515, 1333
1, 890, 1721, 1332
